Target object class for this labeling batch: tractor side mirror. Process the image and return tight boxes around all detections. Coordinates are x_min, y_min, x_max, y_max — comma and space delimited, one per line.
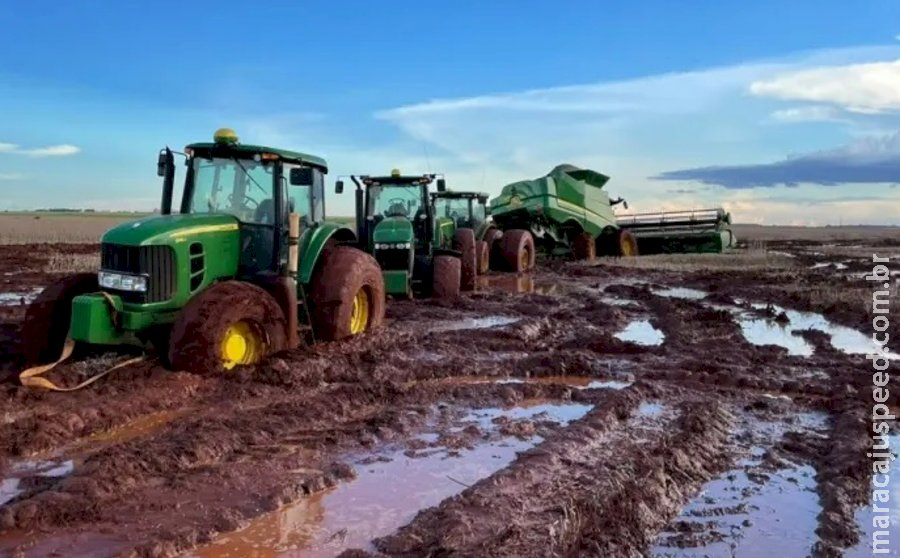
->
623, 200, 629, 210
289, 167, 315, 186
157, 150, 173, 177
437, 178, 446, 192
335, 180, 344, 194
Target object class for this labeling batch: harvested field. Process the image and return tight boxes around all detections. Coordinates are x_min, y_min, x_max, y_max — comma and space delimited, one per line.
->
0, 228, 898, 558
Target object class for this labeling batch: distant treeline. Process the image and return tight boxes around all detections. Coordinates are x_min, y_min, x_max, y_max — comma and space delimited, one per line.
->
3, 209, 149, 214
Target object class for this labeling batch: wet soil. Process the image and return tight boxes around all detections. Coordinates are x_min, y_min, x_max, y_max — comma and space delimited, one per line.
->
0, 239, 897, 557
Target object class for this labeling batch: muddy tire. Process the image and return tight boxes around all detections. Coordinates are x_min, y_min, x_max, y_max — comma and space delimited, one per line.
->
572, 231, 596, 260
22, 273, 99, 366
454, 229, 477, 291
485, 229, 504, 271
168, 281, 288, 374
475, 240, 490, 274
617, 229, 639, 257
432, 255, 461, 299
500, 229, 535, 272
310, 246, 385, 341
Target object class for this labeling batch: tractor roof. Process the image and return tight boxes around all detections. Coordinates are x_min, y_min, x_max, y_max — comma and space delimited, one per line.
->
186, 142, 328, 172
430, 191, 489, 200
359, 174, 435, 186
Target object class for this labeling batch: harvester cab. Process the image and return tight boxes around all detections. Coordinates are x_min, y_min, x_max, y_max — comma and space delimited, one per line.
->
22, 128, 386, 380
336, 170, 463, 299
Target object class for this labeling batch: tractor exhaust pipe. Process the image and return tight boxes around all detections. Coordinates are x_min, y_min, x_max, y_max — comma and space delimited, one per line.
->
278, 212, 302, 349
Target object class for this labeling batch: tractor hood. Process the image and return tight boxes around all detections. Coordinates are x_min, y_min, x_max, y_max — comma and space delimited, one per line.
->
372, 216, 414, 243
102, 213, 240, 246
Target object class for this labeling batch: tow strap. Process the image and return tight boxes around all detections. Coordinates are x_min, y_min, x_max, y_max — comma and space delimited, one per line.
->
18, 292, 142, 391
18, 338, 144, 391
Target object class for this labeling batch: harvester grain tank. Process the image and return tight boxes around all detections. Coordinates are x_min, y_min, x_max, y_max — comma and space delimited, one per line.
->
488, 164, 638, 269
22, 129, 386, 377
337, 169, 464, 299
616, 207, 737, 254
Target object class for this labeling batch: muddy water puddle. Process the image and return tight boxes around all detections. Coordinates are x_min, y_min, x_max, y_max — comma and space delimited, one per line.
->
428, 315, 520, 332
0, 288, 42, 306
462, 400, 594, 429
190, 403, 584, 557
439, 375, 632, 391
476, 273, 561, 295
652, 286, 708, 300
846, 433, 900, 558
1, 458, 76, 506
615, 319, 665, 346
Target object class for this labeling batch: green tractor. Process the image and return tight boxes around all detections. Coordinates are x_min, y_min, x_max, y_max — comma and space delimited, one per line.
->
430, 190, 501, 286
337, 169, 464, 299
22, 129, 385, 375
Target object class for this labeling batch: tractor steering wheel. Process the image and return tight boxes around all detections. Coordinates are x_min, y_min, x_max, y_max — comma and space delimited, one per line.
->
228, 194, 259, 209
385, 198, 409, 217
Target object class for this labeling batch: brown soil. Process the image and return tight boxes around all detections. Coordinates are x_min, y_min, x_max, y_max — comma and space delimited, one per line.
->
0, 238, 896, 558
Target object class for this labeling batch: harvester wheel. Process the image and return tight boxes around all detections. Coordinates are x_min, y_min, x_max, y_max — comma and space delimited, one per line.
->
500, 229, 535, 272
475, 240, 490, 274
432, 255, 461, 299
454, 229, 477, 291
22, 273, 98, 366
617, 229, 639, 257
310, 246, 385, 341
168, 281, 287, 374
572, 231, 596, 260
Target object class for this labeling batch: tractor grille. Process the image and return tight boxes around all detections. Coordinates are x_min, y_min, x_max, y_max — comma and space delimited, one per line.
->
100, 244, 176, 303
375, 248, 411, 271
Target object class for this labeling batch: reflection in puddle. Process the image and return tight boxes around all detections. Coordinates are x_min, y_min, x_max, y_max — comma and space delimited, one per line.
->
652, 287, 707, 300
601, 296, 638, 307
447, 375, 632, 391
738, 316, 814, 357
846, 434, 900, 558
465, 401, 594, 429
1, 459, 75, 507
652, 462, 821, 557
748, 303, 900, 359
637, 402, 666, 419
615, 320, 665, 346
194, 440, 544, 557
476, 274, 559, 295
0, 288, 42, 306
429, 315, 520, 333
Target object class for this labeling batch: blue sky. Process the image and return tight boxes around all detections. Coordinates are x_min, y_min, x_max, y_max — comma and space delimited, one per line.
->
2, 0, 899, 224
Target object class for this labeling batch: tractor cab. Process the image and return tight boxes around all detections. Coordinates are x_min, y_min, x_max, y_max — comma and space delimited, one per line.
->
431, 191, 489, 230
157, 128, 328, 278
337, 169, 449, 297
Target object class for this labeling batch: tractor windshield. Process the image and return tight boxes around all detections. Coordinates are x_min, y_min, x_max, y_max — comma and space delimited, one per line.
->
367, 184, 426, 221
187, 157, 276, 224
434, 197, 471, 223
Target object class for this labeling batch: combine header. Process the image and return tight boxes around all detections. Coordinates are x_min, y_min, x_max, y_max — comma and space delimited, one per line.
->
616, 207, 736, 254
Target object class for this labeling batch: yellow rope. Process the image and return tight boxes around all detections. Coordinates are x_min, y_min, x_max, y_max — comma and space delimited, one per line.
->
18, 338, 144, 391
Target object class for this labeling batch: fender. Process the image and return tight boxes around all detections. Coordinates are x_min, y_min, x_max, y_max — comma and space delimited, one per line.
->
297, 222, 357, 284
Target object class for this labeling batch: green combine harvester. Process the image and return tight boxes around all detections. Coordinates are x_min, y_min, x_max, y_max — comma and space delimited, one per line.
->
338, 169, 465, 299
22, 128, 385, 379
489, 164, 638, 268
616, 208, 737, 254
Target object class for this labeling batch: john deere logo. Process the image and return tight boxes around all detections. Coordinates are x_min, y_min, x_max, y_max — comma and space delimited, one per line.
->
509, 196, 522, 206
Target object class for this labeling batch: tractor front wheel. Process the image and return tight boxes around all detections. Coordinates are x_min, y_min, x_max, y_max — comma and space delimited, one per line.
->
310, 246, 385, 341
432, 255, 461, 299
500, 229, 535, 272
454, 229, 477, 291
22, 273, 99, 366
168, 281, 288, 374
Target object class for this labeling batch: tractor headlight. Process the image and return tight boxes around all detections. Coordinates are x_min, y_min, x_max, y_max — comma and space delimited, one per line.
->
98, 271, 148, 292
375, 242, 412, 250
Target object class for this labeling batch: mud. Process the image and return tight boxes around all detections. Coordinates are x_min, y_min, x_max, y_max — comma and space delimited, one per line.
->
0, 237, 897, 557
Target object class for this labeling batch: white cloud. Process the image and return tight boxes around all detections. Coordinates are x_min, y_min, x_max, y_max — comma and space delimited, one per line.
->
769, 105, 845, 123
750, 59, 900, 113
0, 173, 24, 181
0, 142, 81, 157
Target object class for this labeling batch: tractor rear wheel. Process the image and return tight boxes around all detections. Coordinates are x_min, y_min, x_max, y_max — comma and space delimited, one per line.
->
572, 231, 596, 260
432, 255, 461, 299
22, 273, 98, 366
475, 240, 490, 274
310, 246, 385, 341
168, 281, 288, 374
454, 229, 477, 291
500, 229, 535, 272
617, 229, 639, 257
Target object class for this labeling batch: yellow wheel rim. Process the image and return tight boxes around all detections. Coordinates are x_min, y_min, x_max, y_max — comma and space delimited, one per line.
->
350, 289, 369, 335
221, 321, 264, 370
621, 238, 635, 256
520, 247, 529, 270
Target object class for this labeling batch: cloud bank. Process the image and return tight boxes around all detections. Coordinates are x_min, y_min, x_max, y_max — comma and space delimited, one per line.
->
0, 142, 81, 157
652, 132, 900, 188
